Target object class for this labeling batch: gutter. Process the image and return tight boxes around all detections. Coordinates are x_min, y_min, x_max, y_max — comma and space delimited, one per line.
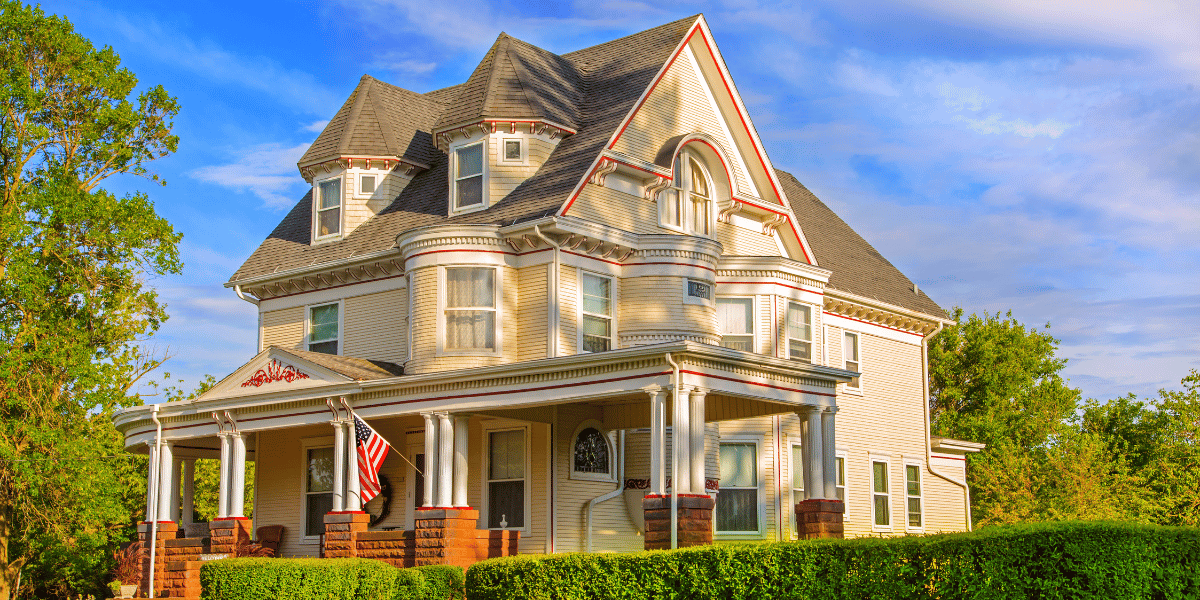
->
585, 430, 625, 552
147, 405, 163, 599
920, 323, 972, 531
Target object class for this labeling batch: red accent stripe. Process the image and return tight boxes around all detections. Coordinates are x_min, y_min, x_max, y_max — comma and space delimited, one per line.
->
630, 261, 717, 273
359, 370, 671, 410
679, 369, 837, 398
404, 248, 517, 265
822, 311, 923, 337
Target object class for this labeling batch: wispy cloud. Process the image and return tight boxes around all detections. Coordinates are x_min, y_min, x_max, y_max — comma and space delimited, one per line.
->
303, 120, 330, 133
189, 143, 310, 209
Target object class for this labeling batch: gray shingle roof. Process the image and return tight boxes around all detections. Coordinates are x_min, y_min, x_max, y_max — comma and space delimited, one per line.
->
274, 346, 404, 380
778, 170, 945, 317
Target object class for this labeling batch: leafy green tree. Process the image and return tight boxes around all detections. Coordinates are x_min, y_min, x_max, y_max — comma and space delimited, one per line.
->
1153, 370, 1200, 525
0, 2, 180, 598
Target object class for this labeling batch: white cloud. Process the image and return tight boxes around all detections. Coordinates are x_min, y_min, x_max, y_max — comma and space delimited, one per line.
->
303, 120, 330, 133
953, 114, 1070, 138
189, 143, 311, 209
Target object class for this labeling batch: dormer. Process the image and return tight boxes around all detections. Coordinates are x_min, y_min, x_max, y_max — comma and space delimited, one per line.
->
297, 74, 443, 243
432, 33, 582, 215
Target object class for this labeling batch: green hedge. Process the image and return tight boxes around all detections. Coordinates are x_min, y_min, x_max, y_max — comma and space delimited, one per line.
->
199, 558, 464, 600
465, 521, 1200, 600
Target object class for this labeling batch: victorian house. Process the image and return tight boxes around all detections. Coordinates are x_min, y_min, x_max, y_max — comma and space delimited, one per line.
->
116, 14, 981, 589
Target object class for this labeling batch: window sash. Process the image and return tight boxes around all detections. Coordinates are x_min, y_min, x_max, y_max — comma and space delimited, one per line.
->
717, 298, 753, 352
454, 144, 484, 209
309, 303, 339, 354
317, 179, 341, 237
488, 429, 525, 529
835, 456, 846, 502
906, 465, 922, 528
360, 175, 376, 194
717, 439, 759, 532
445, 268, 496, 351
872, 461, 890, 527
305, 446, 335, 536
787, 303, 812, 362
504, 140, 522, 161
845, 332, 861, 387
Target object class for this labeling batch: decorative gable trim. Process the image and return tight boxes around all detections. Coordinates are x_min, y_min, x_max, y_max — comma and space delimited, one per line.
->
434, 119, 575, 152
241, 359, 311, 388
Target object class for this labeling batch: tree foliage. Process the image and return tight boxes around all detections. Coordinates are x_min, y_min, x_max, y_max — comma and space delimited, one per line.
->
0, 1, 180, 598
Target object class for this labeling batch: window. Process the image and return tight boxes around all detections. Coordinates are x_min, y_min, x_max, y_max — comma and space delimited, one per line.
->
906, 464, 923, 529
444, 267, 496, 351
717, 297, 754, 351
454, 143, 484, 210
315, 178, 341, 238
308, 303, 339, 355
360, 174, 376, 195
844, 331, 861, 389
787, 302, 812, 363
501, 138, 523, 163
487, 429, 525, 529
659, 151, 713, 235
581, 272, 612, 353
872, 459, 891, 528
835, 453, 847, 503
790, 442, 804, 537
687, 279, 711, 300
572, 427, 610, 476
717, 442, 759, 532
304, 446, 334, 537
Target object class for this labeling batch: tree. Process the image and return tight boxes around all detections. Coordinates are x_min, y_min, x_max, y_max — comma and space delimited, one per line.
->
0, 2, 180, 599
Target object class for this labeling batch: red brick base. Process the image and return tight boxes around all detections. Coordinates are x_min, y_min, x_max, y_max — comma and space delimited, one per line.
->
209, 518, 252, 554
643, 494, 715, 550
414, 508, 482, 568
795, 499, 845, 539
161, 539, 205, 599
324, 512, 370, 558
137, 521, 178, 598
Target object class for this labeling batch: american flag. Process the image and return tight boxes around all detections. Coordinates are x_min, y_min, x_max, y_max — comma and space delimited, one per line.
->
353, 414, 391, 503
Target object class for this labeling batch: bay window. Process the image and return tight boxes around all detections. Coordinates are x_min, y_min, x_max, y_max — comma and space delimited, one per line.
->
444, 267, 496, 351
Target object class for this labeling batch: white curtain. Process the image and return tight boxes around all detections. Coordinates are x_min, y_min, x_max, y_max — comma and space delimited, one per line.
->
446, 267, 495, 350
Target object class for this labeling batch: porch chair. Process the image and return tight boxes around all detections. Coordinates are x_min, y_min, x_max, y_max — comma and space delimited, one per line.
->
254, 525, 285, 556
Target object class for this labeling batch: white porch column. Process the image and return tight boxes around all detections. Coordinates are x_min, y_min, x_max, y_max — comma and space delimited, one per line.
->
156, 441, 175, 523
421, 413, 436, 508
822, 408, 838, 501
181, 459, 196, 525
216, 432, 231, 518
453, 415, 469, 507
331, 419, 346, 512
648, 388, 665, 496
345, 420, 362, 511
170, 457, 182, 523
145, 442, 159, 521
229, 433, 247, 518
688, 388, 707, 495
673, 385, 690, 494
437, 413, 453, 508
804, 409, 825, 500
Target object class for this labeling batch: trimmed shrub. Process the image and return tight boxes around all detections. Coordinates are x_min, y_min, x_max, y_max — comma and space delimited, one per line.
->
465, 521, 1200, 600
199, 557, 459, 600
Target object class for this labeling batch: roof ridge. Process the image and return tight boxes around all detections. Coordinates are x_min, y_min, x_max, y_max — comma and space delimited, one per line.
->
337, 75, 373, 156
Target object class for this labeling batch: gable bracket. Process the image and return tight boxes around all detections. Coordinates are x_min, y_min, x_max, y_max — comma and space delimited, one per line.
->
717, 200, 743, 224
762, 214, 786, 236
589, 159, 619, 186
644, 176, 671, 200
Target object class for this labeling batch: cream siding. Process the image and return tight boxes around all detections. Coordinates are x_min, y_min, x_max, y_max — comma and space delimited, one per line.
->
261, 306, 305, 350
717, 223, 779, 256
342, 288, 407, 364
558, 266, 578, 356
619, 276, 718, 345
489, 135, 559, 205
553, 406, 641, 553
517, 264, 548, 361
568, 184, 662, 235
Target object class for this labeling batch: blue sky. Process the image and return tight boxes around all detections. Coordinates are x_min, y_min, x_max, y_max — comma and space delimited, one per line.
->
46, 0, 1198, 402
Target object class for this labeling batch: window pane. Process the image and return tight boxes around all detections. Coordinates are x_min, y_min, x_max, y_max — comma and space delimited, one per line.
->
360, 175, 376, 194
445, 310, 495, 350
719, 443, 757, 488
662, 188, 681, 227
319, 179, 340, 209
504, 140, 521, 160
836, 456, 846, 486
446, 267, 494, 308
874, 494, 890, 526
721, 336, 753, 352
488, 480, 524, 528
582, 274, 611, 315
717, 298, 752, 335
789, 340, 812, 363
692, 196, 710, 234
456, 175, 483, 208
573, 428, 609, 474
489, 430, 524, 480
716, 489, 758, 532
310, 304, 339, 342
847, 359, 860, 387
906, 465, 920, 496
457, 144, 483, 177
318, 206, 340, 236
791, 445, 804, 492
309, 339, 338, 355
844, 332, 859, 361
908, 498, 922, 527
307, 447, 334, 492
305, 493, 333, 536
788, 303, 811, 341
689, 158, 709, 198
873, 462, 888, 494
687, 280, 711, 299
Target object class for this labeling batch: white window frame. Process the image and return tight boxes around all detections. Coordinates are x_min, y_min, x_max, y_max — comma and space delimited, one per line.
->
498, 137, 526, 165
716, 296, 756, 352
312, 175, 344, 242
843, 330, 863, 394
683, 278, 713, 307
578, 269, 615, 354
357, 173, 378, 199
450, 139, 488, 215
789, 440, 804, 539
305, 300, 343, 355
658, 149, 715, 237
300, 435, 335, 544
569, 419, 616, 482
786, 302, 813, 363
481, 423, 531, 533
835, 450, 848, 513
437, 265, 502, 356
715, 435, 765, 538
904, 459, 925, 533
870, 454, 893, 532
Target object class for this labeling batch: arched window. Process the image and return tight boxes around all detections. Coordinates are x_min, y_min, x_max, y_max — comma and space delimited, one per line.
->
572, 426, 611, 479
660, 150, 713, 236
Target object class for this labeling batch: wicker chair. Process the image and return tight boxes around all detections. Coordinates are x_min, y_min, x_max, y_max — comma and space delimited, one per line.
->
254, 525, 285, 556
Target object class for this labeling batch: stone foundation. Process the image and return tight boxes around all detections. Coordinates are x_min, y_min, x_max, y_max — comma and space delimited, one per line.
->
642, 494, 715, 550
209, 518, 252, 554
137, 521, 178, 598
160, 539, 205, 599
324, 511, 370, 558
414, 508, 482, 568
794, 499, 845, 539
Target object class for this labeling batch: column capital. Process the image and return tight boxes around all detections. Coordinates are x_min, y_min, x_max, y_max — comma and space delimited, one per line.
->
688, 386, 709, 399
824, 406, 840, 414
434, 410, 450, 419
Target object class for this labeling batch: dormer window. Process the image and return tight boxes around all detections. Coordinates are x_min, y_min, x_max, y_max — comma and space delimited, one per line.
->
660, 151, 713, 236
359, 174, 376, 196
315, 177, 342, 239
453, 142, 486, 212
500, 138, 524, 164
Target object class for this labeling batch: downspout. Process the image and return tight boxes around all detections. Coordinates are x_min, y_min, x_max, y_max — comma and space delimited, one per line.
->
532, 224, 560, 358
921, 323, 972, 531
664, 352, 681, 550
585, 430, 625, 552
234, 285, 261, 353
148, 405, 163, 599
405, 272, 413, 367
